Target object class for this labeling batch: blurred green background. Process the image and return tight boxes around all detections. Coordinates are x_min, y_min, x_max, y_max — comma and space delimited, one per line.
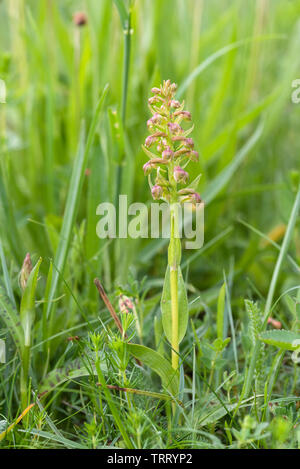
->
0, 0, 299, 308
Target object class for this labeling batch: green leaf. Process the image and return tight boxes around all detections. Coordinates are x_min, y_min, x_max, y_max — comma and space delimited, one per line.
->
127, 344, 179, 397
161, 266, 188, 345
259, 330, 300, 350
186, 173, 202, 192
20, 258, 42, 347
113, 0, 128, 29
217, 283, 226, 340
177, 36, 284, 99
39, 358, 105, 394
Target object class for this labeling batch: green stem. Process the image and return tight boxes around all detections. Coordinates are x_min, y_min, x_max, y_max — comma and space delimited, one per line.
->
169, 203, 180, 370
20, 345, 30, 411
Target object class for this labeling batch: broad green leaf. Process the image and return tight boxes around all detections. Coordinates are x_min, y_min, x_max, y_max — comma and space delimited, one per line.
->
127, 343, 179, 397
259, 330, 300, 350
161, 266, 188, 345
217, 283, 226, 340
20, 258, 42, 347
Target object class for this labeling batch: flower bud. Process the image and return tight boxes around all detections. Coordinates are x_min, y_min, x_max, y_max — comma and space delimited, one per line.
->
162, 146, 173, 159
174, 110, 191, 120
151, 87, 161, 94
189, 150, 199, 162
119, 295, 135, 314
168, 122, 182, 134
148, 96, 160, 105
151, 184, 163, 200
184, 138, 194, 148
190, 192, 202, 204
170, 100, 181, 109
170, 83, 177, 93
143, 161, 153, 175
147, 113, 161, 128
174, 166, 189, 184
73, 11, 88, 27
20, 253, 32, 291
145, 135, 156, 148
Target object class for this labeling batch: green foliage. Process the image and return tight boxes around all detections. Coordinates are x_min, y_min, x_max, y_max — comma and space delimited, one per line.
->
259, 330, 300, 351
161, 266, 188, 346
0, 0, 300, 450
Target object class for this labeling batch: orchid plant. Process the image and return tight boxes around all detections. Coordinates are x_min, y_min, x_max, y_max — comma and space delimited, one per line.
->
142, 80, 201, 370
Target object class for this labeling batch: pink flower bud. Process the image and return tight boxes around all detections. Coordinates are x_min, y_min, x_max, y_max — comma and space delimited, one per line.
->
175, 110, 191, 120
151, 184, 163, 200
151, 87, 161, 94
190, 192, 201, 204
147, 113, 161, 128
148, 96, 160, 105
162, 146, 173, 159
189, 150, 199, 162
73, 11, 88, 26
143, 161, 153, 175
168, 122, 182, 134
119, 295, 135, 314
170, 83, 177, 93
145, 135, 156, 147
184, 138, 194, 148
174, 166, 189, 184
170, 100, 181, 109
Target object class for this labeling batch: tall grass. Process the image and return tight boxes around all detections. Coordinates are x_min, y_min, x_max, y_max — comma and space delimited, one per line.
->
0, 0, 300, 449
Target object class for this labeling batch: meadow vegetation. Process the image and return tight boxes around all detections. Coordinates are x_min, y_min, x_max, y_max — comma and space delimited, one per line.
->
0, 0, 300, 449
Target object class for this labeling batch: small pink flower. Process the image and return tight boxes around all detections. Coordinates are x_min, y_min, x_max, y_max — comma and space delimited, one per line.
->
184, 138, 194, 148
151, 87, 161, 94
73, 11, 88, 26
168, 122, 182, 134
143, 161, 153, 175
190, 192, 201, 204
151, 185, 163, 200
148, 96, 160, 105
170, 100, 181, 109
174, 166, 189, 184
162, 146, 173, 159
175, 110, 191, 120
145, 135, 156, 148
